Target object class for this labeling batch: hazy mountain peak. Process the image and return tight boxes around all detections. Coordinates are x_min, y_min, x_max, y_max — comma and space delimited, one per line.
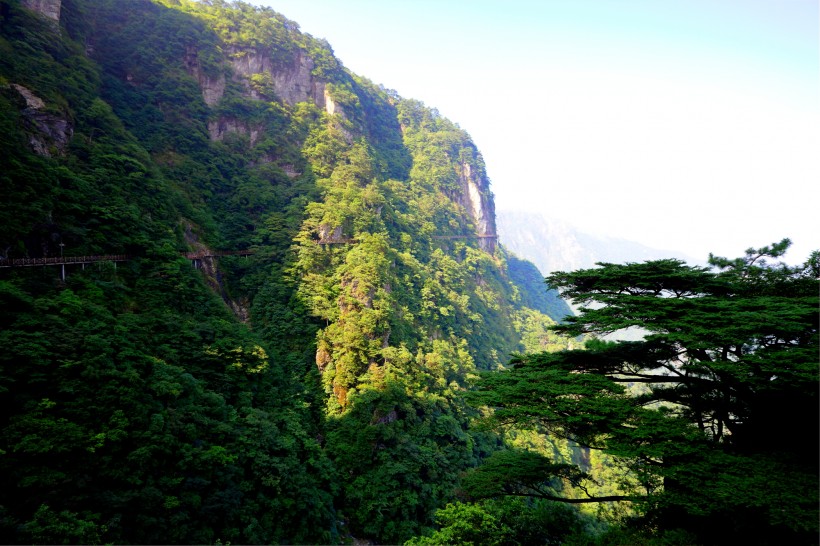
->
497, 210, 702, 275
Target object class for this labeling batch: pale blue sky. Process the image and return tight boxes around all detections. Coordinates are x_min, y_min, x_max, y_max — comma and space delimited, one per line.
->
255, 0, 818, 263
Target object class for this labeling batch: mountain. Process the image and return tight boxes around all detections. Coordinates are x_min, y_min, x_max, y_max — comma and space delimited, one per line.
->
0, 1, 573, 543
498, 210, 702, 275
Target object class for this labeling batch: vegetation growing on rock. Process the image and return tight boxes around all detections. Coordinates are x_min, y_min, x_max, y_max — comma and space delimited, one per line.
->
0, 0, 571, 542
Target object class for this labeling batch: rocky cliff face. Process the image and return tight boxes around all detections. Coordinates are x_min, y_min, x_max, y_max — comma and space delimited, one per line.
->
9, 83, 72, 157
183, 46, 226, 108
228, 47, 329, 109
207, 118, 264, 147
21, 0, 61, 23
186, 45, 340, 147
184, 45, 334, 114
452, 162, 497, 253
181, 14, 495, 255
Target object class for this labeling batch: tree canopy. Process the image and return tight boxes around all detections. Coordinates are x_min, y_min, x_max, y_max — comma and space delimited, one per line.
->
0, 0, 571, 542
469, 240, 819, 544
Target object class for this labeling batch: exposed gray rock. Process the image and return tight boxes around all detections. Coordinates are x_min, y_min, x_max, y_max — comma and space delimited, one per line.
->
10, 84, 73, 157
207, 117, 263, 146
184, 43, 337, 116
449, 162, 497, 253
21, 0, 61, 23
183, 46, 226, 107
227, 46, 327, 108
189, 42, 347, 148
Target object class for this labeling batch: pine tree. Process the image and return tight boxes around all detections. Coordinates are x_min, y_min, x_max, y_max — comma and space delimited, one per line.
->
469, 240, 819, 544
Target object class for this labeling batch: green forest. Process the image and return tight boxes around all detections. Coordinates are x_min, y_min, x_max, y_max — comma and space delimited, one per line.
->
0, 1, 817, 544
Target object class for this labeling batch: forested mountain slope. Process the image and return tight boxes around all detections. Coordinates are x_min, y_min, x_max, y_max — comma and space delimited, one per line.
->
0, 0, 571, 542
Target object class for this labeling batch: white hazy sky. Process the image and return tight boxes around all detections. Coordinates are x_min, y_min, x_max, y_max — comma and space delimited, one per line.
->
255, 0, 818, 264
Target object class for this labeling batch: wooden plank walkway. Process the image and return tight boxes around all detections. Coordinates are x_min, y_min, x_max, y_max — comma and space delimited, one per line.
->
315, 235, 498, 244
0, 254, 130, 268
316, 239, 358, 245
0, 250, 255, 270
0, 233, 497, 270
431, 235, 498, 240
183, 250, 254, 259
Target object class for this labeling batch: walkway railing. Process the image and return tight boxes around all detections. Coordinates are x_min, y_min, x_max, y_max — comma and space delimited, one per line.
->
0, 254, 131, 268
431, 235, 498, 240
183, 250, 254, 259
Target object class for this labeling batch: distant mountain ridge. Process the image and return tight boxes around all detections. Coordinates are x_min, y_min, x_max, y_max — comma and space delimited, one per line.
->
497, 210, 701, 276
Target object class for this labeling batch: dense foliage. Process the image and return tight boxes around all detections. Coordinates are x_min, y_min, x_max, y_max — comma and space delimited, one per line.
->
469, 240, 819, 544
0, 0, 571, 543
8, 1, 805, 543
